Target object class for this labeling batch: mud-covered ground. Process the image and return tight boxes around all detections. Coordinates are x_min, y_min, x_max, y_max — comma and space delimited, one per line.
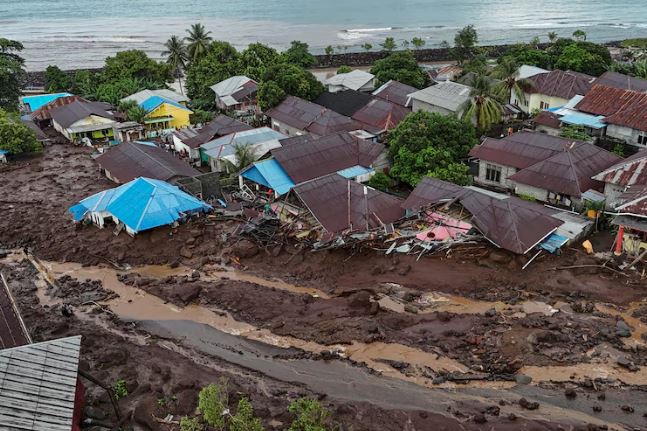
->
2, 144, 647, 430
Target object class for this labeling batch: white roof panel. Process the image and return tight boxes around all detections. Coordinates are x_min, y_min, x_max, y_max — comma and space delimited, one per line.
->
408, 82, 472, 112
325, 70, 375, 91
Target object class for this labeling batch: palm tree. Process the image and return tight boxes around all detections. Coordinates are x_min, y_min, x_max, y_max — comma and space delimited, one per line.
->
491, 57, 533, 105
185, 23, 212, 62
460, 74, 503, 131
572, 29, 587, 41
547, 31, 558, 43
224, 143, 257, 174
163, 35, 189, 95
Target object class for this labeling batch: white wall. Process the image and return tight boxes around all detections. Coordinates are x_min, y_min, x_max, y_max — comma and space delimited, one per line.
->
271, 119, 308, 137
474, 161, 518, 189
607, 124, 646, 148
411, 99, 455, 116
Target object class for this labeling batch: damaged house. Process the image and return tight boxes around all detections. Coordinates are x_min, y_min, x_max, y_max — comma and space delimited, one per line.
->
210, 76, 258, 112
172, 115, 253, 161
612, 184, 647, 255
469, 131, 621, 208
49, 100, 117, 143
592, 150, 647, 208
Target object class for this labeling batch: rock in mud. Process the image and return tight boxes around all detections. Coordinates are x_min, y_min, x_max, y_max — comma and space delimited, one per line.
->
616, 320, 632, 337
616, 356, 640, 372
179, 247, 193, 259
488, 250, 512, 264
621, 405, 634, 413
515, 374, 532, 385
565, 388, 577, 399
473, 413, 487, 423
519, 398, 539, 410
232, 240, 259, 258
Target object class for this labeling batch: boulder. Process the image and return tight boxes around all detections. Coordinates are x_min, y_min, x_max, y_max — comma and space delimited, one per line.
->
232, 240, 259, 258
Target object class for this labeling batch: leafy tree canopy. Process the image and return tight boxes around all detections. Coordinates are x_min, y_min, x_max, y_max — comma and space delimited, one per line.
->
45, 65, 72, 93
257, 81, 287, 111
388, 111, 477, 186
282, 40, 316, 68
288, 398, 331, 431
370, 51, 428, 88
240, 43, 281, 80
452, 25, 479, 64
94, 77, 155, 106
262, 63, 323, 101
0, 109, 42, 155
102, 50, 172, 87
501, 44, 552, 69
336, 65, 352, 74
553, 43, 610, 76
559, 124, 591, 141
0, 38, 25, 112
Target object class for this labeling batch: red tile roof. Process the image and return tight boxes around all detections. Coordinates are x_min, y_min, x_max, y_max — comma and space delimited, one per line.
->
575, 85, 647, 132
592, 150, 647, 187
529, 70, 596, 100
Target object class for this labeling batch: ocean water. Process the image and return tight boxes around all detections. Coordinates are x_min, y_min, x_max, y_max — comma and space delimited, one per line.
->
1, 0, 647, 70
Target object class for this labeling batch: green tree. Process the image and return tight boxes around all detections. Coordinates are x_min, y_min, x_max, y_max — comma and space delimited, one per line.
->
283, 40, 316, 68
402, 40, 410, 49
262, 63, 323, 101
190, 109, 215, 125
185, 41, 241, 109
71, 70, 97, 98
127, 105, 147, 123
491, 57, 533, 104
336, 65, 352, 74
230, 398, 264, 431
240, 43, 281, 80
460, 73, 503, 131
198, 382, 229, 429
288, 398, 331, 431
453, 25, 479, 65
0, 110, 42, 154
502, 44, 551, 69
554, 43, 609, 76
179, 417, 203, 431
361, 43, 373, 52
257, 81, 287, 111
462, 54, 488, 76
186, 23, 213, 62
529, 36, 541, 48
324, 45, 334, 56
548, 31, 558, 43
411, 37, 426, 50
370, 51, 428, 88
45, 65, 71, 93
572, 29, 587, 41
367, 172, 392, 191
559, 124, 590, 141
162, 35, 189, 95
388, 111, 477, 186
380, 37, 397, 52
0, 39, 25, 112
95, 77, 151, 106
102, 50, 172, 86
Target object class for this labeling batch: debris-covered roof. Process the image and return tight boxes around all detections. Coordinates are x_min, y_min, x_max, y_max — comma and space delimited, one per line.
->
593, 150, 647, 187
407, 82, 471, 112
351, 98, 410, 134
325, 70, 375, 91
507, 141, 621, 197
313, 90, 373, 117
49, 100, 114, 128
201, 127, 286, 162
179, 115, 253, 149
615, 184, 647, 217
402, 177, 563, 254
575, 85, 647, 132
69, 177, 212, 234
372, 80, 417, 107
0, 275, 30, 349
294, 173, 404, 234
595, 71, 647, 92
96, 141, 200, 183
0, 336, 81, 431
529, 70, 596, 99
271, 132, 384, 183
267, 96, 358, 136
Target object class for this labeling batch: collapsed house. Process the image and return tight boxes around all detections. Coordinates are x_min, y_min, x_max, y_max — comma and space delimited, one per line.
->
172, 114, 253, 161
69, 177, 212, 235
612, 184, 647, 255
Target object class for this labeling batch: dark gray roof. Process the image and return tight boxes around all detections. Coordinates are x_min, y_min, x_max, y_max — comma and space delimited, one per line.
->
49, 100, 114, 128
272, 132, 384, 183
313, 91, 373, 117
266, 96, 358, 136
181, 115, 252, 149
372, 80, 418, 107
294, 173, 404, 234
595, 71, 647, 92
97, 142, 200, 183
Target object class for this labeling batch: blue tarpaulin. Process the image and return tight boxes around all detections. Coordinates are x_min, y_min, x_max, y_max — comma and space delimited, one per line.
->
69, 177, 211, 234
21, 93, 73, 111
241, 159, 296, 195
559, 113, 606, 129
539, 233, 569, 253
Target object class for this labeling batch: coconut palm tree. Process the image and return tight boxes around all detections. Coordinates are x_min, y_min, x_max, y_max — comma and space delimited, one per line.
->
162, 35, 188, 95
185, 23, 212, 62
491, 57, 533, 105
547, 31, 558, 43
223, 143, 257, 174
460, 74, 503, 131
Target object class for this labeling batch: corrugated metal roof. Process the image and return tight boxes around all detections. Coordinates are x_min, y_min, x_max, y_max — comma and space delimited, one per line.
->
210, 76, 257, 101
325, 70, 375, 91
351, 98, 410, 134
0, 336, 81, 431
575, 85, 647, 132
69, 177, 212, 233
21, 93, 73, 112
30, 96, 85, 121
372, 80, 417, 107
121, 89, 188, 105
336, 165, 373, 179
616, 184, 647, 216
529, 70, 595, 99
314, 91, 372, 117
593, 150, 647, 187
266, 96, 358, 136
0, 277, 30, 349
407, 82, 471, 112
240, 159, 295, 195
559, 113, 606, 129
180, 115, 252, 149
595, 71, 647, 92
294, 173, 404, 234
516, 65, 549, 80
507, 141, 621, 197
96, 141, 200, 183
140, 96, 192, 114
202, 127, 286, 164
49, 100, 115, 129
532, 111, 562, 129
271, 132, 384, 183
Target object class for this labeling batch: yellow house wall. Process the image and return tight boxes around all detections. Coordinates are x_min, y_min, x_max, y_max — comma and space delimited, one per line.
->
147, 103, 192, 129
527, 94, 568, 114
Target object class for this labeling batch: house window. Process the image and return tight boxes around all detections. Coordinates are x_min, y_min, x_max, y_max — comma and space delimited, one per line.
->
540, 101, 550, 110
638, 133, 647, 146
485, 164, 502, 183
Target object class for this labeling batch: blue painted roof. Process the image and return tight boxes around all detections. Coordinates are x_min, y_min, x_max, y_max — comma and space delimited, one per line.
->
241, 159, 295, 196
336, 165, 373, 179
69, 177, 211, 233
139, 95, 192, 114
0, 149, 8, 156
559, 113, 606, 129
21, 93, 73, 111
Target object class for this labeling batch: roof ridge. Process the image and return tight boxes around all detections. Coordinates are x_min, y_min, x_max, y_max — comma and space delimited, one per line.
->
132, 142, 175, 178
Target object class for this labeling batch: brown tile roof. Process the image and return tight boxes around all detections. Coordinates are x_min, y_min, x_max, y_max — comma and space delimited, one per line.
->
575, 85, 647, 132
372, 80, 418, 107
592, 150, 647, 187
616, 184, 647, 216
508, 141, 621, 197
179, 115, 253, 149
0, 276, 30, 349
266, 96, 358, 136
351, 98, 410, 134
595, 71, 647, 92
294, 173, 404, 234
97, 142, 200, 183
532, 111, 562, 129
402, 177, 562, 254
30, 95, 85, 121
529, 70, 596, 99
272, 132, 384, 183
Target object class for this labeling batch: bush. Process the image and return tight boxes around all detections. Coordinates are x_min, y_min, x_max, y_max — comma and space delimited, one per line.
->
367, 172, 392, 192
230, 398, 264, 431
0, 110, 42, 155
180, 416, 203, 431
198, 381, 229, 429
288, 398, 331, 431
113, 379, 128, 400
336, 65, 352, 74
